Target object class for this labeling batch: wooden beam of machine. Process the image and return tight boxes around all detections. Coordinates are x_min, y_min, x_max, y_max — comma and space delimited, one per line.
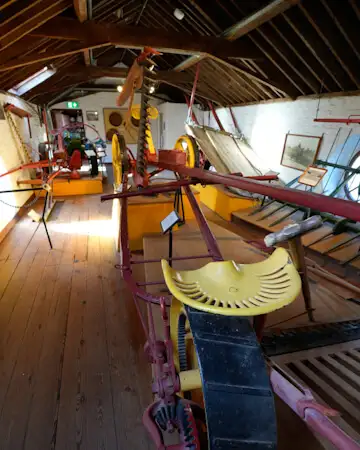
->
29, 17, 260, 59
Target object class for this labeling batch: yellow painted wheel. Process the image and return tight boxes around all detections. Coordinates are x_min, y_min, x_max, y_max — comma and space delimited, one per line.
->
174, 135, 199, 168
112, 133, 128, 189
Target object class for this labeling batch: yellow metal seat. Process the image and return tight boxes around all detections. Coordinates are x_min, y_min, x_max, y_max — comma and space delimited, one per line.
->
161, 248, 301, 316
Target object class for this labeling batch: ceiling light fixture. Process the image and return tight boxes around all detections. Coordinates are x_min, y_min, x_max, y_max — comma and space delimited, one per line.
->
117, 85, 123, 92
149, 86, 155, 94
174, 8, 184, 20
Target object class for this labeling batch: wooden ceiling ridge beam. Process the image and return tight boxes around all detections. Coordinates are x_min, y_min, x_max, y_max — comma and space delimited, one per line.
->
29, 17, 261, 59
174, 0, 301, 72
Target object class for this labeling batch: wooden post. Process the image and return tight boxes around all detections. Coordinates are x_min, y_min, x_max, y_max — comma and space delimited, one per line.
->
288, 236, 314, 321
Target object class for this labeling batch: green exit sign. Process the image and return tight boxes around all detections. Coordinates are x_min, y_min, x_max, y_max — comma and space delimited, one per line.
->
67, 101, 79, 109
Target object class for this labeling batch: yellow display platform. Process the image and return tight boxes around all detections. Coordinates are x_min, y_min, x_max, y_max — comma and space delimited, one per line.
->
113, 189, 200, 251
41, 175, 103, 197
197, 184, 256, 221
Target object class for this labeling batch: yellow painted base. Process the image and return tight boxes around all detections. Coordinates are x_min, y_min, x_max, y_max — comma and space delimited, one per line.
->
41, 175, 103, 197
197, 184, 256, 221
121, 190, 200, 251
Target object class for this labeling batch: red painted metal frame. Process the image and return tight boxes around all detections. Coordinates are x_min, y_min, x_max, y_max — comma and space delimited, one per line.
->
270, 369, 360, 449
314, 115, 360, 125
185, 95, 199, 125
207, 101, 225, 131
157, 163, 360, 222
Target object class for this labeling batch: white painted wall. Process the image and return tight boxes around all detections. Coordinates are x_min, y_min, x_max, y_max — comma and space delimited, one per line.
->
207, 95, 360, 196
0, 94, 45, 233
158, 102, 204, 149
52, 92, 160, 163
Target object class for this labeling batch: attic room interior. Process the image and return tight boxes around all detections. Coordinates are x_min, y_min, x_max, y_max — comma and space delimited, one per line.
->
1, 0, 360, 449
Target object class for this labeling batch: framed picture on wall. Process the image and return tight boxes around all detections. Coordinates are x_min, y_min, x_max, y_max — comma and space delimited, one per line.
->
281, 133, 323, 171
86, 111, 99, 121
298, 165, 327, 187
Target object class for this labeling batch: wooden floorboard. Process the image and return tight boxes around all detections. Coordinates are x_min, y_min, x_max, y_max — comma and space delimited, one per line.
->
0, 191, 153, 450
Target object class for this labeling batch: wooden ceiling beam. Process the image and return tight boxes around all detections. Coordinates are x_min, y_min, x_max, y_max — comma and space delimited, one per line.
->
0, 1, 17, 12
174, 0, 301, 72
319, 0, 360, 62
255, 24, 320, 94
0, 36, 46, 65
222, 0, 301, 40
29, 17, 261, 59
66, 65, 193, 84
269, 19, 332, 92
299, 1, 360, 89
282, 9, 351, 91
0, 41, 109, 72
0, 0, 43, 28
0, 0, 71, 51
73, 0, 91, 65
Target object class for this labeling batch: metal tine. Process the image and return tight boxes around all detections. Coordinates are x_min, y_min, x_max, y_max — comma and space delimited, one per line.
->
340, 249, 360, 266
248, 198, 277, 216
268, 207, 301, 227
307, 230, 334, 247
256, 203, 289, 221
248, 176, 300, 216
325, 231, 360, 254
307, 218, 349, 247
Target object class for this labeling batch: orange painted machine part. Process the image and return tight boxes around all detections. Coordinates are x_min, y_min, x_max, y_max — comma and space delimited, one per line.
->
116, 47, 160, 107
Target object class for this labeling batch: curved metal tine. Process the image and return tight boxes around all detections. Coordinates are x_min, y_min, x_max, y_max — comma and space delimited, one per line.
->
325, 231, 360, 254
256, 203, 288, 221
268, 207, 300, 227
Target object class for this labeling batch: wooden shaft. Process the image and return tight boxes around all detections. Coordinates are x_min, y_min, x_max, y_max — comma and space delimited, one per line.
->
307, 265, 360, 296
289, 236, 314, 321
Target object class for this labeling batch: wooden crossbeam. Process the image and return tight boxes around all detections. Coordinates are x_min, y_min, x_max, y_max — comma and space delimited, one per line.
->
67, 65, 193, 83
174, 0, 300, 72
29, 17, 261, 59
0, 0, 71, 51
73, 0, 91, 65
222, 0, 301, 41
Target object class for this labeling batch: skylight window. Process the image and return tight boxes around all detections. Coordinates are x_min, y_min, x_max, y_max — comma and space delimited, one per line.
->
9, 66, 56, 96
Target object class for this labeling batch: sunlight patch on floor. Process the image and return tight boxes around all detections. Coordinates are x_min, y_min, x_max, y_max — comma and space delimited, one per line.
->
51, 219, 116, 237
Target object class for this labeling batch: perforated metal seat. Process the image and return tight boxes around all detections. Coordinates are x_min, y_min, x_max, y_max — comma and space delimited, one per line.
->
162, 248, 301, 316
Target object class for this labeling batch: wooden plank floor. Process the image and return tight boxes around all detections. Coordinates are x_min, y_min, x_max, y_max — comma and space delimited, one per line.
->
0, 193, 152, 450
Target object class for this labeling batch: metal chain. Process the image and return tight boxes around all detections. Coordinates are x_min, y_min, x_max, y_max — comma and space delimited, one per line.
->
5, 109, 33, 163
0, 191, 42, 209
